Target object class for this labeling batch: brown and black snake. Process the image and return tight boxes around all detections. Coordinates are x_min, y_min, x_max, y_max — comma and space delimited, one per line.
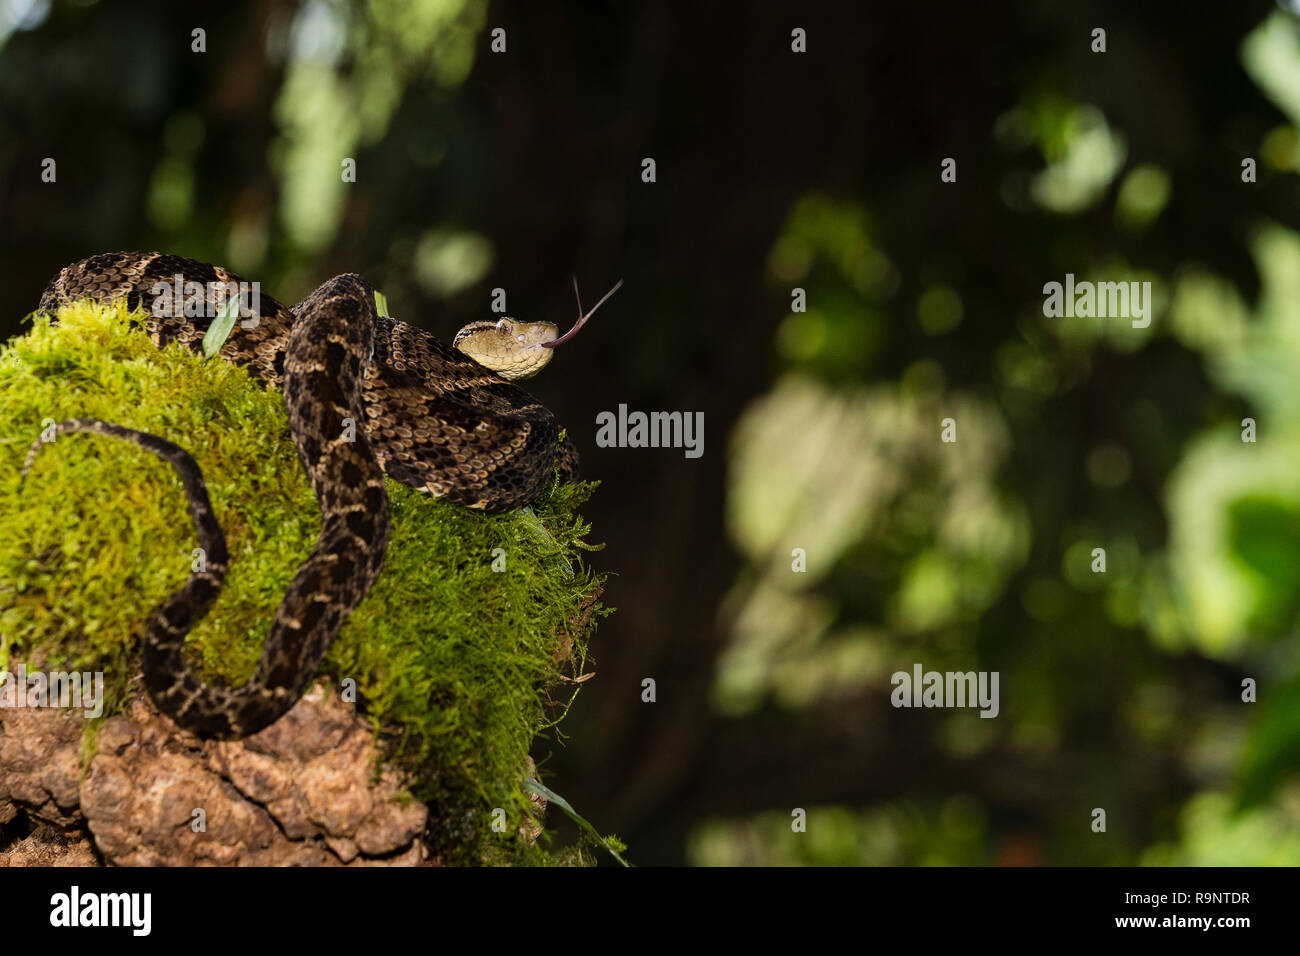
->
22, 252, 618, 739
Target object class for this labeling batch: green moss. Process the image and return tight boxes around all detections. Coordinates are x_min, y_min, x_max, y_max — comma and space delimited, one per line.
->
0, 301, 610, 865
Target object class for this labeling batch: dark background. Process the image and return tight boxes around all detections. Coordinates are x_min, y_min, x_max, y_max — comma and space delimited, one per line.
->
3, 0, 1299, 865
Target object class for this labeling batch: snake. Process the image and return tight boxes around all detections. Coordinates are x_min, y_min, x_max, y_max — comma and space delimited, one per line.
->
21, 252, 619, 740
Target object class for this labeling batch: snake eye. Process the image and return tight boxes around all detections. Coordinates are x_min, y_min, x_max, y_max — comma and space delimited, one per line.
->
496, 318, 513, 333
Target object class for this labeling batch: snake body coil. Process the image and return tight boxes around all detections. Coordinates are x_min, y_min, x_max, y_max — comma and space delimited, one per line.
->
27, 253, 582, 739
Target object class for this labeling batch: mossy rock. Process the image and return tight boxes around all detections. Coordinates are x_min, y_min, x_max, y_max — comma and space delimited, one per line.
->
0, 301, 609, 865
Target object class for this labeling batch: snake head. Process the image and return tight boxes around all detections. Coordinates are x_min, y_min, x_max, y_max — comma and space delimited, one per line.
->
452, 277, 623, 381
452, 317, 561, 380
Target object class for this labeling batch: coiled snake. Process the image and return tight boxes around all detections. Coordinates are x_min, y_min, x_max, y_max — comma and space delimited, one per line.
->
23, 253, 619, 739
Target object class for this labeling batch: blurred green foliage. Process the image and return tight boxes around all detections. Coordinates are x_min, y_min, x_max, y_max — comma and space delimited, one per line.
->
703, 6, 1300, 865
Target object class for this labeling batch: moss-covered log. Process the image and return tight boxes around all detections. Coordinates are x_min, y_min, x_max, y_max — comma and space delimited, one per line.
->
0, 301, 608, 865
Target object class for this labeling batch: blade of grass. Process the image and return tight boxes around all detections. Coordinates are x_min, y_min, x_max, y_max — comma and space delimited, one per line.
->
524, 776, 630, 866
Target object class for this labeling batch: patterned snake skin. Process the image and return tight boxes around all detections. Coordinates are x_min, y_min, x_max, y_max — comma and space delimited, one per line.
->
24, 253, 581, 739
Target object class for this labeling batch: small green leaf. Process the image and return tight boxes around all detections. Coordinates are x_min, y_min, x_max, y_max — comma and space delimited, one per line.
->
374, 290, 390, 318
524, 775, 630, 866
201, 294, 243, 360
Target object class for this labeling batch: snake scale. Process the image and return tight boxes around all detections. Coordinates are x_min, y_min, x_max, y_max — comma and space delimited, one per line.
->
24, 252, 614, 739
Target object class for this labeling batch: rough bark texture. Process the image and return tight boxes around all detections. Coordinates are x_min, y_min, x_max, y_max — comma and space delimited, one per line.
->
0, 681, 429, 866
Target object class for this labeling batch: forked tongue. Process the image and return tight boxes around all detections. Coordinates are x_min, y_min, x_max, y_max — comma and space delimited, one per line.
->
542, 277, 625, 348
